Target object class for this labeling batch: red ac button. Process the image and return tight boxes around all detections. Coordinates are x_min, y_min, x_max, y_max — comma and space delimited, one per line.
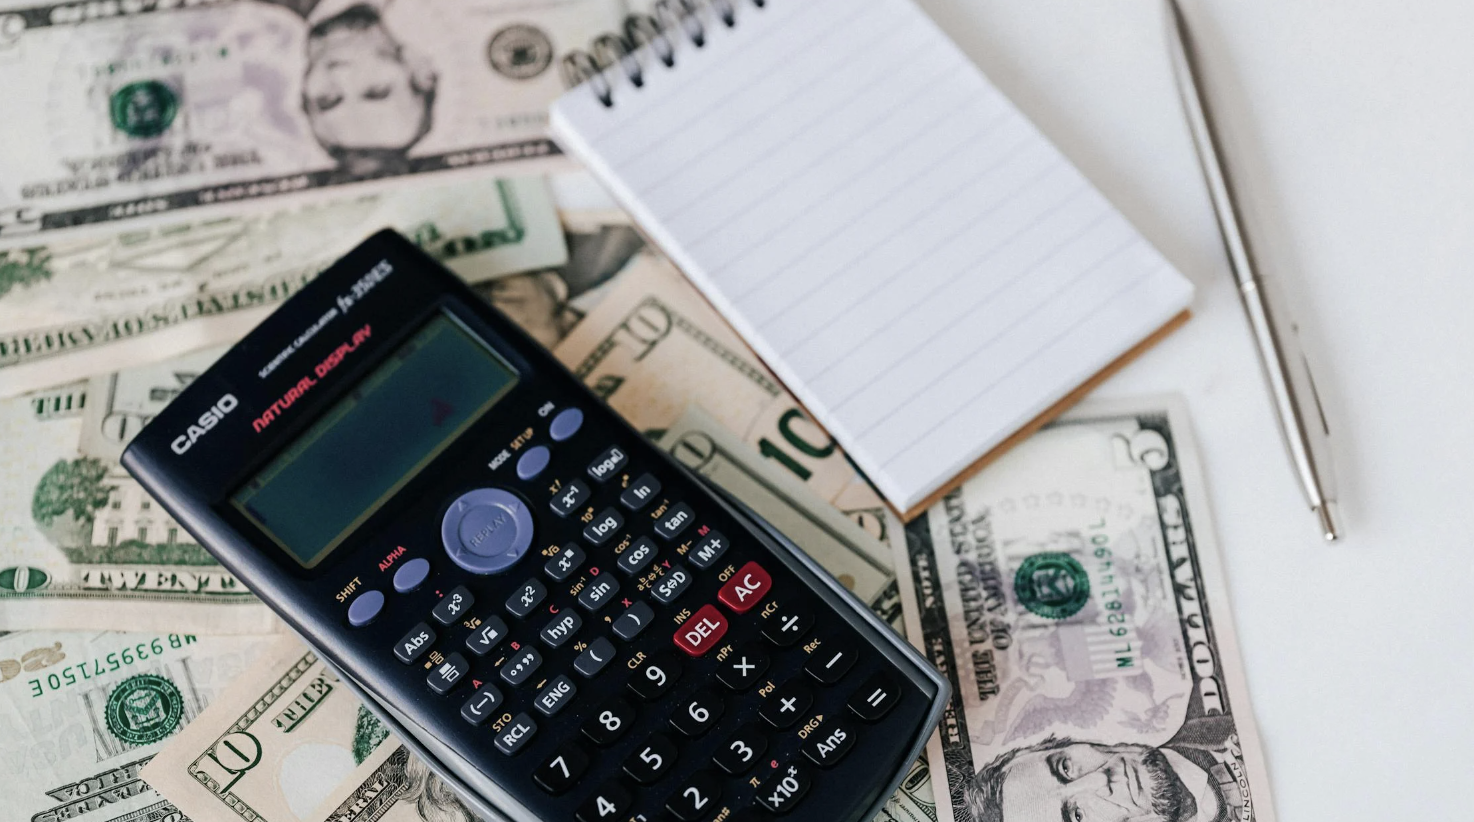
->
674, 604, 728, 657
718, 561, 772, 614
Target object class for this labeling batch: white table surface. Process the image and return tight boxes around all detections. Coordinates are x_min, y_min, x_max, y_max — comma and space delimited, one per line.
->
561, 0, 1474, 816
909, 1, 1474, 818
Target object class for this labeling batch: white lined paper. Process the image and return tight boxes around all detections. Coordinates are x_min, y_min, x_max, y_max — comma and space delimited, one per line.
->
552, 0, 1193, 511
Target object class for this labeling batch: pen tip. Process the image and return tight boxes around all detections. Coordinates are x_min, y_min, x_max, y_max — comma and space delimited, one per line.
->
1316, 503, 1340, 542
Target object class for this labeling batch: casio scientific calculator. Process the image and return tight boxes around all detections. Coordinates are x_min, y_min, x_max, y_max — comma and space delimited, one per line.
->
122, 230, 946, 822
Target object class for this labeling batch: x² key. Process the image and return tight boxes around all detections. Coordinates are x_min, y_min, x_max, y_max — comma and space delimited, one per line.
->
673, 604, 728, 657
718, 561, 771, 613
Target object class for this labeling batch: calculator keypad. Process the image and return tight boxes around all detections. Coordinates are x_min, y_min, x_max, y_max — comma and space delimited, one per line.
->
340, 404, 929, 822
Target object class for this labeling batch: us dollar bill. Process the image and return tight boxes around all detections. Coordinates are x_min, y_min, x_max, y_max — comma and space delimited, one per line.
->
0, 0, 627, 243
658, 404, 902, 629
473, 207, 645, 351
0, 363, 282, 633
552, 252, 906, 549
2, 629, 274, 822
897, 397, 1275, 822
142, 635, 480, 822
0, 176, 567, 398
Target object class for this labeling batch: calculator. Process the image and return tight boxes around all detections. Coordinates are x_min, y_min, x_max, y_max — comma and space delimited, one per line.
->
122, 230, 946, 822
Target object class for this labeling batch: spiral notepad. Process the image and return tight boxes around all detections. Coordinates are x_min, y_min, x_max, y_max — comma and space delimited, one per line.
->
551, 0, 1194, 518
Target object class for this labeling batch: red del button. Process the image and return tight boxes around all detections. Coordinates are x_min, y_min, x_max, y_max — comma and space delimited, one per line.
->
718, 561, 772, 614
674, 604, 729, 657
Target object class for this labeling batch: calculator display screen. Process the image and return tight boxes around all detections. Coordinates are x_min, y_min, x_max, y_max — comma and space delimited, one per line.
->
232, 313, 518, 568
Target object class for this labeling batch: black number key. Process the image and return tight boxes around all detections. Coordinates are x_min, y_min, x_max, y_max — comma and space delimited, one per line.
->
544, 543, 586, 581
665, 770, 721, 822
628, 652, 682, 701
426, 653, 469, 695
586, 445, 628, 482
802, 718, 857, 768
582, 696, 636, 746
459, 684, 503, 726
687, 529, 729, 569
499, 647, 542, 687
760, 680, 813, 729
755, 760, 812, 814
551, 479, 590, 517
762, 608, 813, 647
669, 688, 724, 737
713, 724, 768, 775
464, 616, 507, 656
622, 733, 676, 784
576, 780, 632, 822
849, 672, 901, 722
431, 586, 473, 625
534, 742, 589, 795
394, 622, 435, 664
505, 578, 547, 618
574, 637, 617, 678
716, 643, 770, 691
619, 473, 661, 510
612, 601, 654, 640
583, 507, 623, 545
803, 639, 857, 685
653, 501, 694, 539
577, 575, 620, 612
617, 536, 658, 575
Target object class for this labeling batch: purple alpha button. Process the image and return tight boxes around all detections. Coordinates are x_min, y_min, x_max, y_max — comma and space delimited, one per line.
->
441, 488, 535, 575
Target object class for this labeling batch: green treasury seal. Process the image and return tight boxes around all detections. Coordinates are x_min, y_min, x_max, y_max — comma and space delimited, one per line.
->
105, 673, 184, 745
1014, 551, 1090, 620
110, 81, 179, 139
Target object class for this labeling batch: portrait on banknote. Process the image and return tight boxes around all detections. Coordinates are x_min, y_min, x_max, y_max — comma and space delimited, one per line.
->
0, 0, 625, 240
479, 213, 644, 348
895, 400, 1275, 822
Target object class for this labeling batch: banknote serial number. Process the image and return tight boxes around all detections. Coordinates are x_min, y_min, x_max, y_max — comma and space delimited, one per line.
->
21, 634, 197, 698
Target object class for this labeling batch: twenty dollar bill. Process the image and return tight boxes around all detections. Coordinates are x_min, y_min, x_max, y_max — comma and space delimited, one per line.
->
0, 0, 625, 242
897, 397, 1274, 822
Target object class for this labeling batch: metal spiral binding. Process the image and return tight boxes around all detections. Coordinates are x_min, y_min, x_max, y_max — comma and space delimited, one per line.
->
560, 0, 767, 107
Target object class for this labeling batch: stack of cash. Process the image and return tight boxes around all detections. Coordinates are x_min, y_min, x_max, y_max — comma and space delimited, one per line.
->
0, 3, 1275, 822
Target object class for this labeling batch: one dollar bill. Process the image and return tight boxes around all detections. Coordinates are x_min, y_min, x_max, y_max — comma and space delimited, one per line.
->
2, 629, 274, 822
0, 176, 567, 398
0, 0, 627, 242
897, 397, 1275, 822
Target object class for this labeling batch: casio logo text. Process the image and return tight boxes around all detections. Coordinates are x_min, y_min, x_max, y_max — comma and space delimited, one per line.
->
171, 394, 239, 455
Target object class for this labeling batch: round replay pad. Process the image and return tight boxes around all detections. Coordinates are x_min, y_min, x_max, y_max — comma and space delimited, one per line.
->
441, 488, 535, 575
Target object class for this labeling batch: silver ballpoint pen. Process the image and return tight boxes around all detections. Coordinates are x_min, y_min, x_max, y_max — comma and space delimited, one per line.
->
1164, 0, 1342, 540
